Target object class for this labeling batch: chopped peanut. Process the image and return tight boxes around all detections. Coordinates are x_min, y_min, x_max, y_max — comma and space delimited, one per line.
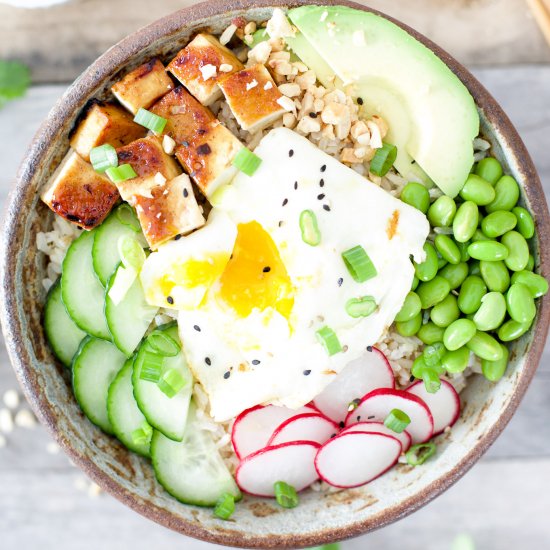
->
278, 83, 301, 97
367, 120, 383, 149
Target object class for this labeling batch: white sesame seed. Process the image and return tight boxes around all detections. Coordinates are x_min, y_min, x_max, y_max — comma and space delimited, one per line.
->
162, 135, 176, 155
14, 409, 36, 429
219, 24, 237, 46
0, 409, 14, 433
199, 64, 217, 81
3, 390, 19, 410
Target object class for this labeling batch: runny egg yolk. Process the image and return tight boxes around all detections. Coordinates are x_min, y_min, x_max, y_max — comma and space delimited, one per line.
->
219, 221, 295, 319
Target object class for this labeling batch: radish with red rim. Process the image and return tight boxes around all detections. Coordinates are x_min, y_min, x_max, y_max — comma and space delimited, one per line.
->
341, 421, 412, 452
267, 412, 339, 446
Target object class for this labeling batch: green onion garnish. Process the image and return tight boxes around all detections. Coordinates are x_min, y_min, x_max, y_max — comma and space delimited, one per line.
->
133, 107, 167, 134
274, 481, 299, 509
116, 204, 141, 232
148, 331, 180, 357
107, 265, 137, 305
90, 144, 118, 173
138, 351, 164, 382
232, 147, 262, 176
157, 368, 186, 398
310, 545, 341, 550
106, 164, 137, 184
299, 209, 321, 246
341, 245, 377, 283
422, 368, 441, 394
316, 326, 342, 356
118, 235, 146, 271
405, 442, 437, 466
131, 420, 153, 445
345, 296, 377, 318
370, 142, 398, 177
384, 408, 411, 434
423, 342, 446, 368
213, 492, 236, 520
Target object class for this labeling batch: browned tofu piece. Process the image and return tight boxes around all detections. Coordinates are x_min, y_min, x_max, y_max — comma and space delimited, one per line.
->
130, 173, 205, 249
69, 102, 146, 162
218, 64, 286, 133
41, 150, 119, 230
115, 136, 181, 201
111, 59, 174, 115
167, 33, 244, 106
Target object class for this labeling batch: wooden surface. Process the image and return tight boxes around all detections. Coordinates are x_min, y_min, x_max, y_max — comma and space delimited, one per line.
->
1, 0, 550, 83
0, 67, 549, 548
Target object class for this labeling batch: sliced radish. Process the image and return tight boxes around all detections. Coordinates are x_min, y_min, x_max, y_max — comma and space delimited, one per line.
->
236, 441, 320, 497
315, 431, 401, 488
268, 413, 339, 446
345, 388, 434, 444
231, 404, 315, 459
313, 347, 394, 423
406, 379, 460, 435
342, 421, 412, 452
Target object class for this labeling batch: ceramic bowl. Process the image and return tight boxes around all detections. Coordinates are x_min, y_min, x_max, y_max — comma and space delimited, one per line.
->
1, 0, 549, 547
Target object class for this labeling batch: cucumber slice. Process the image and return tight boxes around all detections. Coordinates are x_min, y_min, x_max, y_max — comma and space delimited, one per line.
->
92, 204, 145, 286
44, 279, 86, 367
105, 266, 158, 357
73, 337, 126, 434
107, 357, 152, 456
61, 230, 111, 340
151, 402, 241, 506
132, 324, 192, 441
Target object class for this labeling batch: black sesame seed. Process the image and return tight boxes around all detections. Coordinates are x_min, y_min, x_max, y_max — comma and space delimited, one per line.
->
409, 375, 415, 383
317, 193, 325, 200
308, 112, 318, 118
303, 369, 311, 376
368, 415, 375, 420
183, 188, 189, 198
289, 149, 294, 157
294, 181, 298, 190
330, 433, 337, 439
223, 371, 231, 379
175, 234, 182, 241
205, 357, 211, 366
339, 421, 345, 429
193, 325, 201, 332
357, 415, 361, 421
323, 204, 331, 211
263, 266, 271, 273
366, 345, 373, 352
252, 359, 261, 365
278, 220, 284, 227
282, 198, 288, 206
337, 277, 343, 287
357, 97, 364, 105
320, 165, 327, 173
166, 296, 174, 305
319, 179, 325, 187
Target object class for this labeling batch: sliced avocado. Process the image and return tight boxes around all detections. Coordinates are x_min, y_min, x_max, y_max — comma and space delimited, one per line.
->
287, 6, 479, 197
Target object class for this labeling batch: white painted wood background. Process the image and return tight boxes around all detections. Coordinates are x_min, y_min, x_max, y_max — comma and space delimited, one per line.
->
0, 6, 549, 547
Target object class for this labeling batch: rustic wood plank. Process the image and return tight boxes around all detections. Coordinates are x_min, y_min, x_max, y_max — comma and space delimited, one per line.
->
0, 0, 549, 84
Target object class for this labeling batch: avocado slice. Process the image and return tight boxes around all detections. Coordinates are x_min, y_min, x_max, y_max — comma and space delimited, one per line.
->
287, 6, 480, 197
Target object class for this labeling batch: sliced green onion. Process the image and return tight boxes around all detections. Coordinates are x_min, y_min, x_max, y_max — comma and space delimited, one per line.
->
90, 144, 118, 173
348, 398, 361, 412
106, 164, 137, 184
157, 368, 186, 398
131, 420, 153, 445
345, 296, 377, 318
422, 368, 441, 394
274, 481, 299, 509
341, 245, 377, 283
107, 265, 137, 305
299, 209, 321, 246
116, 204, 141, 232
148, 331, 180, 357
383, 408, 411, 434
316, 326, 342, 356
310, 544, 340, 550
423, 342, 446, 368
138, 351, 164, 382
370, 142, 398, 177
405, 442, 437, 466
133, 107, 167, 134
232, 147, 262, 176
213, 492, 236, 520
118, 235, 146, 271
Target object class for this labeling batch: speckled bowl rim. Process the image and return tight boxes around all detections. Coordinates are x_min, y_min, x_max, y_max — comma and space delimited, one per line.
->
1, 0, 549, 547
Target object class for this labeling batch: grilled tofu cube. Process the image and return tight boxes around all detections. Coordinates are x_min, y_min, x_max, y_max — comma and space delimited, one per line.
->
69, 102, 146, 162
218, 64, 286, 132
41, 150, 119, 229
130, 173, 205, 249
111, 59, 174, 115
115, 136, 181, 201
167, 33, 244, 106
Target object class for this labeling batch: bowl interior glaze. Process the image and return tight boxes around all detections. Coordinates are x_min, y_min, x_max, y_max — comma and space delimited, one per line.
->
1, 1, 549, 548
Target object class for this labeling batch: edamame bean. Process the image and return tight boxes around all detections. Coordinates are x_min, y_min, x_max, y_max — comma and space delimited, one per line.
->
501, 230, 529, 271
475, 157, 503, 185
466, 331, 503, 361
469, 261, 481, 276
511, 270, 549, 298
416, 276, 451, 309
467, 240, 509, 262
456, 241, 470, 262
481, 211, 517, 238
417, 322, 445, 345
430, 294, 460, 327
480, 260, 510, 292
481, 344, 509, 382
526, 254, 535, 271
471, 229, 491, 242
439, 262, 469, 289
458, 275, 487, 314
428, 196, 457, 227
485, 175, 520, 213
395, 312, 423, 337
453, 201, 479, 243
472, 292, 507, 331
506, 282, 536, 323
415, 242, 439, 282
401, 182, 430, 213
498, 319, 532, 341
411, 276, 420, 291
395, 291, 422, 323
443, 318, 477, 351
441, 346, 470, 373
459, 174, 496, 205
512, 206, 535, 239
436, 252, 448, 270
434, 234, 461, 265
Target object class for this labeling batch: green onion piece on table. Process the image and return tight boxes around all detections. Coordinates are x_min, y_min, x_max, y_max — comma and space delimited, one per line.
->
106, 164, 137, 184
405, 442, 436, 466
90, 144, 118, 173
299, 209, 321, 246
341, 245, 377, 283
274, 481, 299, 509
232, 147, 262, 176
370, 142, 398, 176
157, 368, 187, 398
316, 326, 342, 356
213, 493, 236, 520
384, 409, 411, 433
133, 107, 167, 134
138, 351, 164, 382
345, 296, 377, 318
